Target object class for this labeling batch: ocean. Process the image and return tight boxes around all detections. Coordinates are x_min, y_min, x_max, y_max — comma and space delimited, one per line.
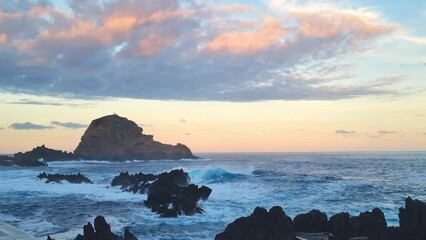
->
0, 152, 425, 239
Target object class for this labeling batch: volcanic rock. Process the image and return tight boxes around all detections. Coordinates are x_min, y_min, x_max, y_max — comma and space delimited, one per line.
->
397, 197, 426, 240
37, 172, 93, 184
215, 206, 295, 240
327, 208, 387, 240
111, 169, 212, 217
294, 209, 328, 233
48, 215, 137, 240
14, 145, 78, 166
74, 114, 197, 160
0, 155, 14, 166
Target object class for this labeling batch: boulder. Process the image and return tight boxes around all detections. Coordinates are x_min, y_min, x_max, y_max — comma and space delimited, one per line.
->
74, 114, 197, 160
215, 206, 295, 240
294, 210, 328, 233
111, 169, 212, 217
37, 172, 93, 184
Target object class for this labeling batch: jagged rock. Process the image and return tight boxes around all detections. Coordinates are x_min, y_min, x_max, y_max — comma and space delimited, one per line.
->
74, 114, 197, 160
14, 145, 78, 163
111, 169, 212, 217
397, 197, 426, 240
37, 172, 93, 184
294, 210, 328, 233
348, 208, 387, 239
328, 212, 350, 239
49, 216, 138, 240
327, 208, 387, 240
215, 206, 295, 240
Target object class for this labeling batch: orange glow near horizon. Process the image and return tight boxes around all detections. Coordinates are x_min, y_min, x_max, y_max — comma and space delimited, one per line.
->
0, 93, 425, 154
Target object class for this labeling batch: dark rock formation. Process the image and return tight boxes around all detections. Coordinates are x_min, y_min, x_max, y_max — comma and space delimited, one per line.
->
37, 172, 93, 184
215, 206, 295, 240
294, 209, 328, 233
0, 145, 79, 167
328, 208, 388, 239
396, 197, 426, 240
74, 114, 197, 161
348, 208, 387, 239
47, 216, 137, 240
328, 212, 350, 239
0, 155, 14, 166
217, 197, 426, 240
14, 145, 78, 162
111, 169, 212, 217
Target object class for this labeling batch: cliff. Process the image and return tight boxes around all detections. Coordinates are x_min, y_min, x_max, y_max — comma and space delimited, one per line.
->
74, 114, 197, 160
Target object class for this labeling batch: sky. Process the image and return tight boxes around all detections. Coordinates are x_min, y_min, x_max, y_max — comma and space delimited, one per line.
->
0, 0, 425, 153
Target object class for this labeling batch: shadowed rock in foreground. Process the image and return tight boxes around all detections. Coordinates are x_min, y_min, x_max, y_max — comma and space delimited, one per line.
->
74, 114, 197, 161
37, 172, 93, 184
215, 197, 426, 240
112, 169, 212, 217
215, 206, 295, 240
47, 216, 137, 240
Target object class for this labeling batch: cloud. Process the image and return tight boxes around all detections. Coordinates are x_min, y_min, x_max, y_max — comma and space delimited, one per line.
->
204, 16, 288, 54
0, 127, 4, 130
0, 0, 402, 101
179, 119, 187, 123
377, 130, 397, 135
185, 132, 191, 136
6, 99, 87, 107
50, 121, 87, 129
335, 129, 356, 135
9, 122, 53, 130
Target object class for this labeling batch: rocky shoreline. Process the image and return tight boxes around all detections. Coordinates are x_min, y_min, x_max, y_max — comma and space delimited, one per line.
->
44, 196, 425, 240
215, 197, 426, 240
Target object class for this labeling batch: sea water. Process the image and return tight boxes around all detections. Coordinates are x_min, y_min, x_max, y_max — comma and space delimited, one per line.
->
0, 152, 425, 239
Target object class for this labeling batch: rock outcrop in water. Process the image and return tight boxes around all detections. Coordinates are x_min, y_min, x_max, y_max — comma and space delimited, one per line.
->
14, 145, 78, 162
215, 206, 295, 240
37, 172, 93, 184
0, 145, 79, 167
0, 155, 14, 166
216, 197, 426, 240
111, 169, 212, 217
74, 114, 197, 161
47, 216, 137, 240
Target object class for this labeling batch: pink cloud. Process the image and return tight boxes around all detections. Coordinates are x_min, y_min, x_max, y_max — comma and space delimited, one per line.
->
204, 16, 289, 54
292, 10, 397, 41
135, 34, 177, 56
0, 1, 405, 101
0, 33, 7, 44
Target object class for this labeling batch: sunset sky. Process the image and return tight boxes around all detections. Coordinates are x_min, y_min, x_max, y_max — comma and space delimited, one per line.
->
0, 0, 425, 153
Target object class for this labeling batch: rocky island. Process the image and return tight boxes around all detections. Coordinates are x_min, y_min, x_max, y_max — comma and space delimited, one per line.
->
0, 145, 78, 166
74, 114, 197, 161
1, 114, 197, 166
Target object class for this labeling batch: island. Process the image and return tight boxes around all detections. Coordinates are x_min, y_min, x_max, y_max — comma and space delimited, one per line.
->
1, 114, 198, 166
74, 114, 197, 160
